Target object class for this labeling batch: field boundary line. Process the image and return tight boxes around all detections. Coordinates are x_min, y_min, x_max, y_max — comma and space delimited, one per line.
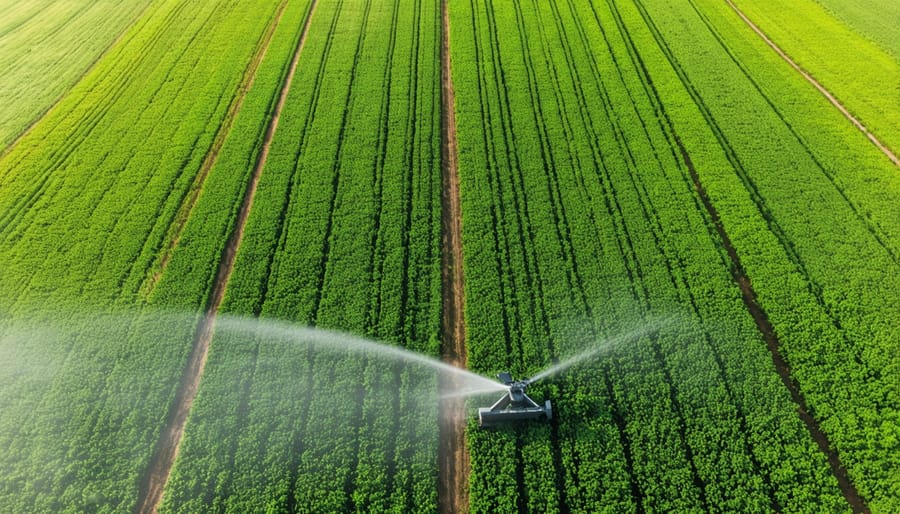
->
438, 0, 469, 511
133, 1, 320, 512
140, 0, 294, 297
725, 0, 899, 167
0, 0, 157, 160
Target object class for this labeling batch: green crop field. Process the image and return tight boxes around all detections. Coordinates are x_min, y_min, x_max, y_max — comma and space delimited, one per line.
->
0, 0, 155, 149
0, 0, 897, 512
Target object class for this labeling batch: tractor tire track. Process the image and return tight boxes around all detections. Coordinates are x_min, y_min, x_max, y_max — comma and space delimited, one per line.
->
132, 1, 319, 512
724, 0, 899, 167
438, 0, 469, 511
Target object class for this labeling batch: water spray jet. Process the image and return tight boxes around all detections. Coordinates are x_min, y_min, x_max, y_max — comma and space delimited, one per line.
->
475, 316, 673, 427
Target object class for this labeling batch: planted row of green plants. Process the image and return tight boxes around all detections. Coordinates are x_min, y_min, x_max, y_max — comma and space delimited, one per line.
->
686, 0, 900, 258
0, 0, 292, 511
621, 0, 900, 509
728, 0, 900, 155
810, 0, 900, 58
451, 0, 849, 510
160, 0, 444, 511
0, 0, 288, 311
0, 0, 154, 148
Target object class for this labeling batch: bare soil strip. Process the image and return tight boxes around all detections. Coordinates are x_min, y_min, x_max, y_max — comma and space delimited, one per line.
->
141, 1, 292, 297
674, 139, 869, 513
725, 0, 899, 167
133, 2, 319, 512
438, 0, 469, 511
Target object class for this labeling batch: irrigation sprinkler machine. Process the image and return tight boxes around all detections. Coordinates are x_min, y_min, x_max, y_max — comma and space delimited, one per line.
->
478, 372, 552, 428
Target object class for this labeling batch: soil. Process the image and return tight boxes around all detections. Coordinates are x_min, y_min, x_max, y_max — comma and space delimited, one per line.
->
438, 0, 469, 511
133, 2, 319, 512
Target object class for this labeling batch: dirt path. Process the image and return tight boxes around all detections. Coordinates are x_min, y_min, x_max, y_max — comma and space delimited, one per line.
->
438, 0, 469, 511
133, 2, 319, 512
141, 0, 292, 297
674, 138, 869, 513
725, 0, 899, 167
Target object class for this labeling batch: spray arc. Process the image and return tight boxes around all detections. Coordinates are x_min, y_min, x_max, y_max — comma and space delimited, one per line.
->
478, 372, 552, 427
475, 319, 673, 427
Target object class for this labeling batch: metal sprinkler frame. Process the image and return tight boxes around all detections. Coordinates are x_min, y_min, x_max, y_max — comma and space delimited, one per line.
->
478, 372, 552, 428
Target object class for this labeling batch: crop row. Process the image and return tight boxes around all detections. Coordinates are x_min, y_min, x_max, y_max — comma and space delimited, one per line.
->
159, 0, 444, 511
628, 2, 900, 511
622, 0, 900, 509
1, 0, 895, 510
811, 0, 900, 58
0, 0, 154, 148
727, 0, 899, 156
0, 0, 292, 511
451, 0, 851, 511
0, 0, 282, 311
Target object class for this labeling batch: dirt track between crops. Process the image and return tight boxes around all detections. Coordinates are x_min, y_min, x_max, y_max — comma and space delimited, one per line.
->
133, 2, 318, 512
674, 138, 869, 513
725, 0, 899, 167
143, 0, 291, 297
438, 0, 469, 511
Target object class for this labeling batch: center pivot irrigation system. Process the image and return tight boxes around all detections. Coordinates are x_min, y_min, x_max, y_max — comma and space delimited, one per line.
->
478, 372, 553, 428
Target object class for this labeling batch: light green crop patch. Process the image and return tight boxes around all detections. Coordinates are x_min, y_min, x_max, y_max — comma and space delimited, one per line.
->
0, 0, 154, 149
